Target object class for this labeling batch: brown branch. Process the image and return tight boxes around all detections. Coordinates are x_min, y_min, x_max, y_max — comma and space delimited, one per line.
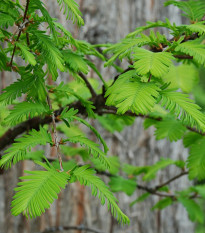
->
174, 54, 193, 59
9, 0, 30, 66
41, 225, 106, 233
154, 171, 189, 190
0, 92, 205, 154
47, 95, 64, 171
79, 72, 97, 99
148, 74, 152, 82
136, 184, 176, 199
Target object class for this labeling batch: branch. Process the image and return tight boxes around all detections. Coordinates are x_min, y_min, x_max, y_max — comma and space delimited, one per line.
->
154, 171, 188, 190
41, 225, 106, 233
174, 54, 193, 59
47, 95, 64, 171
0, 92, 205, 153
9, 0, 30, 66
79, 72, 97, 99
137, 184, 176, 199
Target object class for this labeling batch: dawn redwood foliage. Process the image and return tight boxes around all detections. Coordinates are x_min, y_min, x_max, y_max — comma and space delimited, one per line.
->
1, 0, 205, 226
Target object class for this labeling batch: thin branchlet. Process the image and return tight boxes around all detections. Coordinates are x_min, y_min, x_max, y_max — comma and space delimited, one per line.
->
47, 95, 64, 171
10, 0, 30, 66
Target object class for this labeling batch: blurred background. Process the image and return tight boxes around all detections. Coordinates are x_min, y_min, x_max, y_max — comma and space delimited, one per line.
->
0, 0, 198, 233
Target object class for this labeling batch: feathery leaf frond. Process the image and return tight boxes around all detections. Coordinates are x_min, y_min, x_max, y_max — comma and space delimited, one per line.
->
56, 0, 84, 26
0, 72, 47, 105
165, 0, 205, 21
104, 37, 150, 66
0, 13, 15, 28
64, 136, 110, 169
16, 42, 36, 66
186, 22, 205, 36
159, 89, 205, 131
62, 50, 89, 74
187, 138, 205, 180
175, 40, 205, 66
143, 158, 184, 181
60, 108, 108, 153
0, 127, 52, 169
29, 30, 65, 80
105, 71, 160, 114
5, 102, 50, 126
72, 165, 130, 224
133, 48, 174, 78
177, 196, 204, 223
11, 161, 69, 218
163, 64, 199, 93
154, 117, 186, 142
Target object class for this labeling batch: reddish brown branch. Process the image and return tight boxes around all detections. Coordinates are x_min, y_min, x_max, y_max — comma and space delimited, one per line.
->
9, 0, 30, 66
174, 54, 193, 59
0, 93, 205, 154
79, 72, 97, 99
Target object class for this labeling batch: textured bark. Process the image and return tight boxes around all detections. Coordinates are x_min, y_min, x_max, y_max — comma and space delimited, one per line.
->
0, 1, 195, 233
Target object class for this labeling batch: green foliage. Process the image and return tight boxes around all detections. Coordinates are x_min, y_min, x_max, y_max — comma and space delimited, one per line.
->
175, 39, 205, 66
64, 135, 110, 169
56, 0, 84, 26
163, 64, 199, 93
105, 71, 160, 114
130, 193, 150, 207
16, 42, 36, 66
96, 114, 135, 133
152, 197, 173, 210
133, 48, 174, 78
187, 138, 205, 180
186, 22, 205, 36
109, 176, 136, 196
104, 37, 150, 66
5, 102, 50, 126
60, 108, 108, 153
0, 13, 15, 28
177, 196, 204, 223
159, 89, 205, 131
0, 71, 47, 105
72, 165, 130, 224
142, 158, 184, 181
62, 50, 89, 74
165, 0, 205, 21
11, 161, 69, 218
29, 29, 65, 80
0, 127, 52, 169
1, 0, 205, 226
154, 117, 187, 142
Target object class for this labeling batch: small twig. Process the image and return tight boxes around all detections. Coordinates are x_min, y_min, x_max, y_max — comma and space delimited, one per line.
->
174, 54, 193, 59
47, 95, 64, 171
148, 74, 152, 82
9, 0, 30, 66
79, 72, 97, 99
113, 67, 133, 84
41, 225, 106, 233
155, 171, 188, 190
137, 184, 176, 199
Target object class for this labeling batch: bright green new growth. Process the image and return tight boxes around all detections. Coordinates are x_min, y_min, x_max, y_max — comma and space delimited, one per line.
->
72, 165, 130, 224
11, 161, 69, 218
1, 0, 205, 227
0, 127, 52, 169
105, 71, 160, 114
133, 48, 174, 78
